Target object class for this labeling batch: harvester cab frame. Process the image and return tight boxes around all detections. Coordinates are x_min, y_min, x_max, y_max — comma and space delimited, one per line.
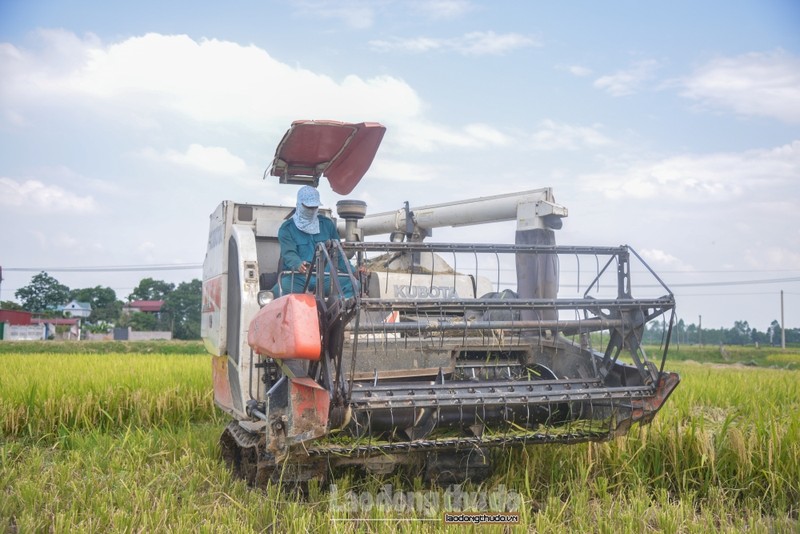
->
202, 120, 680, 488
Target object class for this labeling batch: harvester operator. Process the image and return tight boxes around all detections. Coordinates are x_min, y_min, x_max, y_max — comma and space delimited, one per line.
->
274, 186, 356, 297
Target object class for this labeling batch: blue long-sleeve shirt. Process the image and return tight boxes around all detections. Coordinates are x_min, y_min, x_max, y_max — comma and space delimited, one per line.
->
277, 215, 348, 272
275, 215, 355, 296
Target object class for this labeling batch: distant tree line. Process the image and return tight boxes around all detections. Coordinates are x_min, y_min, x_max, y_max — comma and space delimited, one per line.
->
642, 318, 799, 346
2, 271, 201, 340
4, 272, 796, 346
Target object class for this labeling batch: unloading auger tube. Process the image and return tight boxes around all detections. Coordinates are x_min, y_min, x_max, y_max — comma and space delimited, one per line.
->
207, 194, 679, 490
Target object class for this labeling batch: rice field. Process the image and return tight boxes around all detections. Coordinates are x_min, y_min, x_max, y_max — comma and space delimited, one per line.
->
1, 346, 798, 533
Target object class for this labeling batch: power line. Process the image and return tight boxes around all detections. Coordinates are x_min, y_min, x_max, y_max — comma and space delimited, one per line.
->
676, 292, 790, 297
4, 263, 799, 275
451, 266, 800, 274
2, 264, 798, 293
660, 269, 800, 273
4, 264, 202, 273
498, 276, 800, 289
650, 276, 800, 288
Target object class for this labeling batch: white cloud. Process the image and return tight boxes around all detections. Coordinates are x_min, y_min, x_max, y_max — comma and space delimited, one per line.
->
639, 249, 694, 271
680, 50, 800, 124
53, 233, 80, 250
0, 177, 96, 212
3, 30, 585, 159
371, 36, 443, 53
3, 109, 27, 126
41, 165, 125, 196
291, 1, 473, 27
464, 123, 511, 146
1, 32, 424, 129
460, 31, 538, 56
530, 120, 611, 151
581, 140, 800, 201
0, 29, 99, 84
142, 144, 247, 175
594, 59, 658, 96
291, 0, 375, 29
138, 241, 156, 254
412, 0, 474, 19
370, 31, 539, 56
745, 247, 800, 269
393, 120, 511, 151
19, 229, 88, 253
137, 241, 157, 263
29, 229, 47, 249
562, 65, 592, 77
2, 31, 520, 154
369, 159, 444, 182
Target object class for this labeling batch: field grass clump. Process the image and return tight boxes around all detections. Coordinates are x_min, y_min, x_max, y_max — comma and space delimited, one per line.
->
1, 350, 798, 532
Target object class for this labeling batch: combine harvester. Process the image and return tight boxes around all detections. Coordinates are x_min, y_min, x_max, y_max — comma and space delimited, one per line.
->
202, 120, 679, 487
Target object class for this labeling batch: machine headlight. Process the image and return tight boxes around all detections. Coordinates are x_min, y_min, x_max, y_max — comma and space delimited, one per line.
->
257, 290, 274, 307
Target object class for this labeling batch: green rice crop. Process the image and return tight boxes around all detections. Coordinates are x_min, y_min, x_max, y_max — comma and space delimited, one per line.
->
0, 340, 206, 355
0, 353, 220, 439
1, 352, 798, 533
765, 351, 800, 365
659, 344, 800, 369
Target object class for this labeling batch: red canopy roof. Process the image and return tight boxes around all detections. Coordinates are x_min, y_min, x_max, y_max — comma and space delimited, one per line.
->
269, 120, 386, 195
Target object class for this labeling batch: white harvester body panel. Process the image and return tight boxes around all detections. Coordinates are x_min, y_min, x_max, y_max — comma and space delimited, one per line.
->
202, 201, 298, 417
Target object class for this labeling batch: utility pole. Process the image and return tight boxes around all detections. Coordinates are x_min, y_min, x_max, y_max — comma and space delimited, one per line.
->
698, 315, 702, 346
781, 290, 786, 350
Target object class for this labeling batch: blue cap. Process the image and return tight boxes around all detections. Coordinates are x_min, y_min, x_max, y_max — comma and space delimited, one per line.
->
297, 185, 321, 207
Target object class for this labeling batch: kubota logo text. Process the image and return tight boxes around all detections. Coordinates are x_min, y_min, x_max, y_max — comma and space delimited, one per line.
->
393, 285, 459, 299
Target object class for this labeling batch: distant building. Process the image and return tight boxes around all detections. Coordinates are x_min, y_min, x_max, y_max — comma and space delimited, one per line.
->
0, 309, 32, 326
30, 317, 81, 340
122, 300, 165, 317
117, 300, 170, 340
0, 309, 40, 340
113, 327, 172, 341
58, 300, 92, 318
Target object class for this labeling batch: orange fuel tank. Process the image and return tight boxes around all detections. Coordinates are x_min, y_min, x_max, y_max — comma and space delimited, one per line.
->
247, 293, 321, 360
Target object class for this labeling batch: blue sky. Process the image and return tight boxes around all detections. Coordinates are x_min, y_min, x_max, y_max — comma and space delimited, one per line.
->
1, 0, 798, 330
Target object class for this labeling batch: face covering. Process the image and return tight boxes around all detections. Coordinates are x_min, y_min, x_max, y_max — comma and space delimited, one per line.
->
293, 203, 320, 234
